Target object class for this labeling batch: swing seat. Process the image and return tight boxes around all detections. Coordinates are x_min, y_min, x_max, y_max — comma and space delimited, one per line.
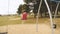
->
53, 24, 57, 29
0, 32, 7, 34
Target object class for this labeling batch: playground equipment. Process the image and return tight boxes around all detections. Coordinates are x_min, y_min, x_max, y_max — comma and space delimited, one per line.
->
36, 0, 60, 34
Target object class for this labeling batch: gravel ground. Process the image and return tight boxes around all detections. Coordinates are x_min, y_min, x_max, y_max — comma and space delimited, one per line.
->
0, 24, 60, 34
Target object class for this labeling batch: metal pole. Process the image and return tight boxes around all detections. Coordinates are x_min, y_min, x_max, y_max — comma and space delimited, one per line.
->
44, 0, 54, 34
54, 3, 59, 21
36, 0, 42, 32
6, 0, 9, 33
8, 0, 9, 15
53, 3, 60, 29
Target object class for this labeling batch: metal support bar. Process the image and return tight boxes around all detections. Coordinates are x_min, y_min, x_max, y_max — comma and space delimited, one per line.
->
54, 3, 59, 19
36, 0, 42, 32
53, 2, 60, 29
44, 0, 54, 34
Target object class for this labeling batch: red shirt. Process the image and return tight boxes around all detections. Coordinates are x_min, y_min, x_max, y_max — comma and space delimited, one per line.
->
22, 12, 27, 20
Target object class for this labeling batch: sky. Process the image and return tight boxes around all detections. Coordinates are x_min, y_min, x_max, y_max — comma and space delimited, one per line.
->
0, 0, 25, 15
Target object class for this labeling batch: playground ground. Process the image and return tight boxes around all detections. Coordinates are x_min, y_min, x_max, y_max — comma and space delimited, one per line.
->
0, 16, 60, 34
0, 24, 60, 34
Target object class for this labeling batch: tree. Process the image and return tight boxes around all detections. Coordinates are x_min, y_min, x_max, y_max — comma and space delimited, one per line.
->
24, 0, 40, 18
24, 0, 32, 3
17, 5, 22, 15
17, 4, 30, 15
23, 0, 60, 18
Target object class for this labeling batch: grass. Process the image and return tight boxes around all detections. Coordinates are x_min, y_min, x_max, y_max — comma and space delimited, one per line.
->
0, 15, 60, 28
0, 16, 21, 26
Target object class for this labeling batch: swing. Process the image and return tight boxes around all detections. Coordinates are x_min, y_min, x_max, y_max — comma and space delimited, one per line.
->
50, 0, 60, 29
36, 0, 59, 34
